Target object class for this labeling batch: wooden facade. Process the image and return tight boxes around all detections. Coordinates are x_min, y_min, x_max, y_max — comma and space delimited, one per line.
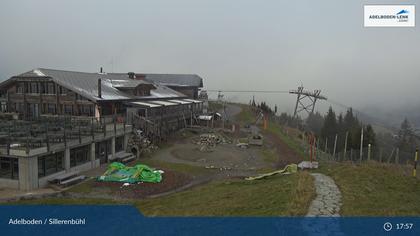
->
3, 79, 97, 119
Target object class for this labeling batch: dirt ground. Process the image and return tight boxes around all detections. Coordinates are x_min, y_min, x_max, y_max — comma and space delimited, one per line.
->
263, 131, 304, 168
154, 140, 270, 171
65, 104, 303, 200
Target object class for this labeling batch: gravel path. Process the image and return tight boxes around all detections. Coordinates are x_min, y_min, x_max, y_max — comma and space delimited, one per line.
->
307, 173, 342, 217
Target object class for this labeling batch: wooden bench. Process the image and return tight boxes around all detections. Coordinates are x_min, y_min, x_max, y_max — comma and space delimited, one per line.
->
112, 152, 135, 163
115, 152, 132, 159
60, 175, 85, 186
121, 155, 135, 163
49, 171, 79, 185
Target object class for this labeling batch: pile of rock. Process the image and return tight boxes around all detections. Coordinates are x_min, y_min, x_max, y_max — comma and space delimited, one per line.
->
193, 133, 230, 152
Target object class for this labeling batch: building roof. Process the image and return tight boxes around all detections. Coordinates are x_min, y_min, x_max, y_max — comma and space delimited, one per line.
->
7, 68, 186, 102
142, 74, 203, 88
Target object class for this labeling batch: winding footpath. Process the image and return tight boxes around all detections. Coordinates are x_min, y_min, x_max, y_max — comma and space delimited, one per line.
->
301, 173, 344, 235
307, 173, 342, 217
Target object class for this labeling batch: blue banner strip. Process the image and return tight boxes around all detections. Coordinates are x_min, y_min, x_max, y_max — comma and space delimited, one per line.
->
0, 205, 419, 236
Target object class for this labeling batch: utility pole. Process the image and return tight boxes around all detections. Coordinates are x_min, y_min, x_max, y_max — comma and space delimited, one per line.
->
289, 86, 327, 118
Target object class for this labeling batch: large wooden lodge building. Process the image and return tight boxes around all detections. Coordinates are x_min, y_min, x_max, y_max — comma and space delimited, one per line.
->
0, 68, 204, 190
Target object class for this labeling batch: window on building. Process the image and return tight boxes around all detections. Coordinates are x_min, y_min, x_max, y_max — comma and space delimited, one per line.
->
46, 83, 55, 94
138, 109, 146, 117
0, 157, 19, 180
16, 103, 25, 113
76, 94, 89, 101
47, 104, 56, 114
58, 86, 66, 95
70, 145, 90, 167
107, 139, 112, 156
115, 136, 124, 152
16, 83, 24, 94
28, 103, 39, 118
1, 102, 7, 112
29, 82, 39, 94
64, 105, 73, 115
79, 105, 93, 116
38, 152, 64, 177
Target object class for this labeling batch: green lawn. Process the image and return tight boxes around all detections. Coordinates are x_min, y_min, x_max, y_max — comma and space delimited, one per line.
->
260, 148, 278, 164
235, 104, 255, 125
5, 172, 315, 217
265, 122, 306, 160
208, 101, 224, 112
137, 172, 314, 216
317, 161, 420, 216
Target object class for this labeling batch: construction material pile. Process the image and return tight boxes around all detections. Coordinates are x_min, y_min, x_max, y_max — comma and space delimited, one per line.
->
193, 133, 231, 152
97, 162, 163, 184
128, 131, 158, 156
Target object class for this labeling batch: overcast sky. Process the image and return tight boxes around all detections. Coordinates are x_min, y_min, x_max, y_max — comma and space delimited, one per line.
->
0, 0, 419, 115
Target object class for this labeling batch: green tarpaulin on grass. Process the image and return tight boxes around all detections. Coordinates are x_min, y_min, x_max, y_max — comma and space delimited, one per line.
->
97, 162, 162, 183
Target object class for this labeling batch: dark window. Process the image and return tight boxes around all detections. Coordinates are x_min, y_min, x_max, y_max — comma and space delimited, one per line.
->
1, 102, 7, 112
59, 86, 66, 95
70, 145, 90, 167
27, 103, 39, 118
76, 94, 89, 101
16, 83, 24, 94
115, 136, 124, 152
16, 103, 25, 113
47, 83, 55, 94
0, 157, 19, 180
79, 105, 93, 116
38, 152, 64, 177
47, 104, 56, 114
138, 109, 146, 117
64, 105, 73, 115
29, 82, 39, 94
107, 139, 112, 155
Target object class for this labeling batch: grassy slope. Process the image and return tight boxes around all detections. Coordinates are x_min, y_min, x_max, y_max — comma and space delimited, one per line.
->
137, 171, 314, 216
7, 172, 314, 216
235, 104, 255, 125
235, 104, 305, 160
208, 101, 224, 112
265, 122, 306, 160
318, 161, 420, 216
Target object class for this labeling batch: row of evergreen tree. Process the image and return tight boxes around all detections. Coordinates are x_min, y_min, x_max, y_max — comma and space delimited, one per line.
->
306, 107, 375, 153
249, 98, 418, 155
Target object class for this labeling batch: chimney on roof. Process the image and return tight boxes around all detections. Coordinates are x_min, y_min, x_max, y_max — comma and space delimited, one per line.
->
98, 79, 102, 98
100, 67, 103, 73
127, 72, 135, 79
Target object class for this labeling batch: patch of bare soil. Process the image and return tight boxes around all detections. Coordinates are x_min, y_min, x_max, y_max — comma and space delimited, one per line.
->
264, 132, 303, 168
91, 169, 192, 199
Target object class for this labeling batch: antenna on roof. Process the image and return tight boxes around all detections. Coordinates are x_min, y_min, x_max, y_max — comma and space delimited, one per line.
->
98, 79, 102, 98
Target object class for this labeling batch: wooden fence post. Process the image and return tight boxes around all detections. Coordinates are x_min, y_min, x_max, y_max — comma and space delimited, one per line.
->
368, 144, 371, 161
333, 134, 338, 161
359, 127, 364, 162
387, 148, 394, 163
413, 149, 418, 177
343, 131, 348, 161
